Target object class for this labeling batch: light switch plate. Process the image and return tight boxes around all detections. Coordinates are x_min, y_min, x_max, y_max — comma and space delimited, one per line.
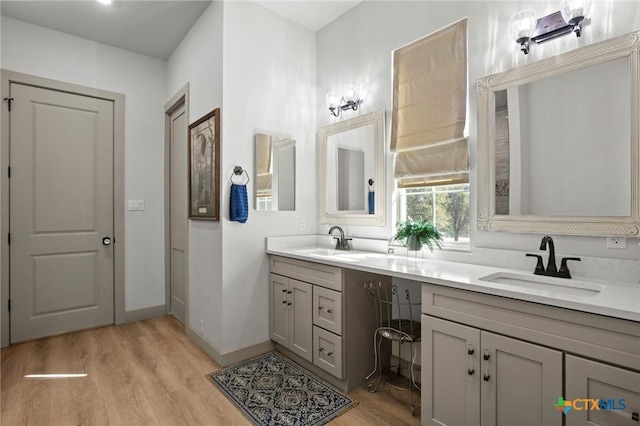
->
606, 237, 626, 248
128, 200, 145, 211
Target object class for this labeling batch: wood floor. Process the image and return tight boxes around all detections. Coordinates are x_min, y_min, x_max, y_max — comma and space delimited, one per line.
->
1, 316, 420, 425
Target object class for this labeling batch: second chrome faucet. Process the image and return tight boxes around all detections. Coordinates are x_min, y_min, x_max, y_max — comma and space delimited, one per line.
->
526, 235, 581, 279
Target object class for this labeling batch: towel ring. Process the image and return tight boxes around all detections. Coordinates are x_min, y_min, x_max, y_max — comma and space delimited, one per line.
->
230, 166, 250, 185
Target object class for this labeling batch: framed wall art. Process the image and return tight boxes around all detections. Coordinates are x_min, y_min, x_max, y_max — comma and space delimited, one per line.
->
188, 108, 220, 220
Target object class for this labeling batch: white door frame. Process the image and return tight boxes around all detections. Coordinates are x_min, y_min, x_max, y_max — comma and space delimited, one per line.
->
1, 70, 126, 347
164, 84, 190, 325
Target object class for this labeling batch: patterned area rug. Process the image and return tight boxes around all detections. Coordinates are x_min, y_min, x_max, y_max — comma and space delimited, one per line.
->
208, 352, 357, 425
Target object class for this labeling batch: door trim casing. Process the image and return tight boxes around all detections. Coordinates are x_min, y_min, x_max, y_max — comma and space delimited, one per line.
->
164, 84, 190, 325
1, 70, 126, 347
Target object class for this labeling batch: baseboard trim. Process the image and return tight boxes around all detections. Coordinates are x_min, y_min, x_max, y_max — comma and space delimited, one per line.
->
185, 326, 273, 367
124, 305, 166, 323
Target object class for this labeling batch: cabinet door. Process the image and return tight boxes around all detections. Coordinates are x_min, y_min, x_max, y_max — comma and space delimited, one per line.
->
480, 331, 562, 426
566, 355, 640, 426
269, 274, 289, 347
289, 279, 313, 362
422, 315, 481, 426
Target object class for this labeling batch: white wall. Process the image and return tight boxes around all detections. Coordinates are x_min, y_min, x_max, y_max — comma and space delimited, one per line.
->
317, 0, 640, 261
166, 1, 316, 353
1, 16, 167, 311
166, 1, 225, 349
220, 0, 316, 353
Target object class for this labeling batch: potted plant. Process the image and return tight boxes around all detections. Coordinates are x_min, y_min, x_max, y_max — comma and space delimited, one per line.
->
393, 219, 443, 252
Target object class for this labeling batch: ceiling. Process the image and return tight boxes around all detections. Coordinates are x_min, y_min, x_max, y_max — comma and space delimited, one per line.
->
0, 0, 361, 61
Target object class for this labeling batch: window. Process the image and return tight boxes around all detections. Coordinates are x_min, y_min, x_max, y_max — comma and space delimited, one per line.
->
391, 20, 470, 250
398, 184, 470, 250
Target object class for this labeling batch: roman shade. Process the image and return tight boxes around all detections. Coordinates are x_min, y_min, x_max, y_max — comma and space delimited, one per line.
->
391, 19, 468, 188
255, 133, 272, 197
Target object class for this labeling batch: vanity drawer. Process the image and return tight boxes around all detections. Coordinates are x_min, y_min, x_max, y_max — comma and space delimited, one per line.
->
270, 256, 342, 291
313, 326, 343, 379
313, 286, 343, 335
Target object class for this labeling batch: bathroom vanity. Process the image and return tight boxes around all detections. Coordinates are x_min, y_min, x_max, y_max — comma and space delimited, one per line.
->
266, 237, 640, 426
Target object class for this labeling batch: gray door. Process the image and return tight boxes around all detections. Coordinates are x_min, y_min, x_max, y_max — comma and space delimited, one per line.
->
480, 330, 562, 426
169, 103, 187, 324
422, 315, 481, 426
10, 83, 114, 343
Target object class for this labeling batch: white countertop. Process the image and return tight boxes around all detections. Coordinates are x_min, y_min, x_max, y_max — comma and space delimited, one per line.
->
267, 241, 640, 322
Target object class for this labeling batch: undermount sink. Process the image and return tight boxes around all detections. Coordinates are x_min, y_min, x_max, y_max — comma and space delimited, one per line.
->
479, 272, 604, 297
293, 247, 386, 262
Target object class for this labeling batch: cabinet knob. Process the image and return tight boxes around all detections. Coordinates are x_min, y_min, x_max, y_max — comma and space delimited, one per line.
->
467, 369, 475, 375
287, 291, 292, 294
327, 352, 333, 357
282, 301, 287, 304
327, 309, 333, 314
319, 347, 324, 352
483, 374, 490, 382
282, 289, 287, 293
318, 306, 324, 311
468, 348, 475, 355
287, 302, 292, 306
483, 353, 491, 361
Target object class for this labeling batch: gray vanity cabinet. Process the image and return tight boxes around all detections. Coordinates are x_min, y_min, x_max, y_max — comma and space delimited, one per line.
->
566, 355, 640, 426
269, 273, 313, 362
422, 315, 562, 426
422, 283, 640, 426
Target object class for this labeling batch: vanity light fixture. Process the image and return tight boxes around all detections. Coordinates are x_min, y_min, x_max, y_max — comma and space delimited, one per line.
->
510, 0, 592, 55
326, 84, 361, 117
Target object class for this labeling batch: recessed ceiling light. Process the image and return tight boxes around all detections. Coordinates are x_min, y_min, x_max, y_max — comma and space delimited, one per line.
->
97, 0, 112, 5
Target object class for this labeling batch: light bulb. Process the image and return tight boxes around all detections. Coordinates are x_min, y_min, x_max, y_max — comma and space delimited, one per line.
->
325, 92, 341, 109
342, 85, 359, 104
561, 0, 591, 24
509, 10, 537, 42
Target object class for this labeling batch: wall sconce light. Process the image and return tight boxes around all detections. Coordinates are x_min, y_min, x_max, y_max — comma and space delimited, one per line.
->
510, 0, 592, 55
326, 84, 361, 117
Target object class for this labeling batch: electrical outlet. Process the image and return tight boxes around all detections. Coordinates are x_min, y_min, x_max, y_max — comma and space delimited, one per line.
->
127, 200, 145, 211
606, 237, 626, 248
298, 218, 306, 231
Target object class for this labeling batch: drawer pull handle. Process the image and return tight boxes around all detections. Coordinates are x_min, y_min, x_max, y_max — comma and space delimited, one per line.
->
467, 369, 475, 375
632, 412, 639, 422
327, 352, 333, 356
282, 289, 287, 293
287, 291, 292, 294
483, 374, 490, 382
319, 347, 324, 352
318, 306, 324, 311
327, 309, 333, 314
287, 302, 292, 306
468, 348, 475, 355
282, 301, 287, 304
483, 353, 490, 361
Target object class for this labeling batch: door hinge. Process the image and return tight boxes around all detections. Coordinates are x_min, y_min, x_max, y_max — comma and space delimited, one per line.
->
7, 299, 10, 312
3, 97, 13, 112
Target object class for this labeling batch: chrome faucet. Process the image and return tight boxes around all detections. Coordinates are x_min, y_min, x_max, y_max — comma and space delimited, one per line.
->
526, 235, 581, 278
328, 226, 352, 251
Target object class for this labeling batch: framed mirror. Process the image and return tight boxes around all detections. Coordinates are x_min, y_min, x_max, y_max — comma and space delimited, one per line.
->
318, 109, 385, 226
477, 30, 640, 237
255, 133, 295, 211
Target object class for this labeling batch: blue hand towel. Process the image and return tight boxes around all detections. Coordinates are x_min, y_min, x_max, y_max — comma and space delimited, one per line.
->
230, 183, 248, 223
368, 191, 375, 214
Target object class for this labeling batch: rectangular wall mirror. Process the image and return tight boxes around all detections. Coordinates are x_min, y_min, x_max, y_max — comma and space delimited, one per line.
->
255, 133, 295, 211
477, 30, 640, 237
318, 110, 385, 226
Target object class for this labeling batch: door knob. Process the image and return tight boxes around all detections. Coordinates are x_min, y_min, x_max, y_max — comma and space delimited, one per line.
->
467, 369, 475, 375
102, 237, 112, 246
483, 374, 491, 381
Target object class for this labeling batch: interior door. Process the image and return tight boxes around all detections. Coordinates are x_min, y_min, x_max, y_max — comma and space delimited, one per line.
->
169, 103, 187, 324
9, 83, 114, 343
